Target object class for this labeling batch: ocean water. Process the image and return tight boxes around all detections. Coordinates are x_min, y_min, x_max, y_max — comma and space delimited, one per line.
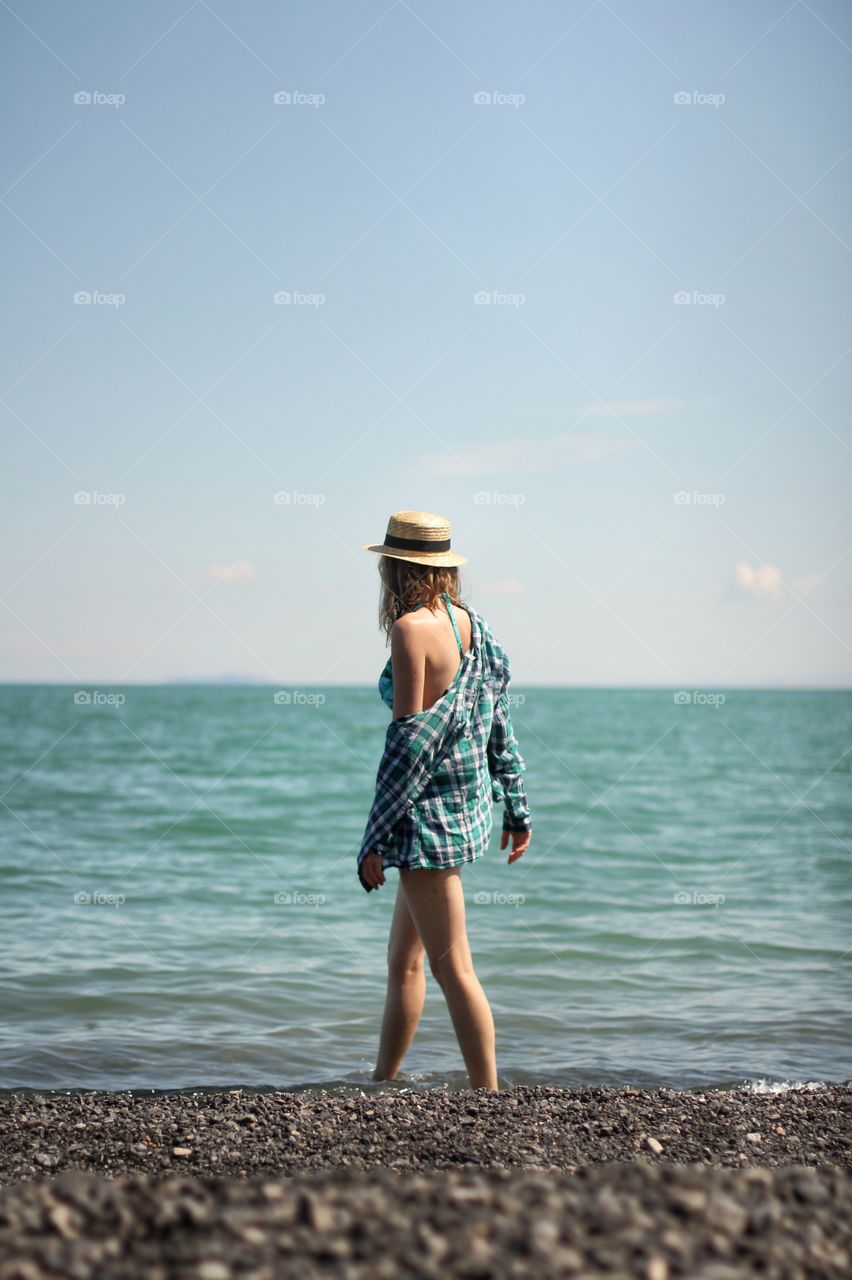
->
0, 685, 849, 1095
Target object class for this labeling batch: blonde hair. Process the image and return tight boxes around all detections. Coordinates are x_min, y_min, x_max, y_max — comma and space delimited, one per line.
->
378, 557, 465, 642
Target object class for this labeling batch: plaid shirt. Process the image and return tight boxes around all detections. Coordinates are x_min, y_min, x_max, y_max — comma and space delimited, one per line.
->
357, 604, 532, 893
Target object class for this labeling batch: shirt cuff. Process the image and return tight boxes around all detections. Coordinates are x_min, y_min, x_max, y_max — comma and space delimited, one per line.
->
500, 782, 532, 832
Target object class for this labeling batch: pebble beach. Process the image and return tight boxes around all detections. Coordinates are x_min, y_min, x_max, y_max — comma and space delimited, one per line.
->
1, 1083, 850, 1278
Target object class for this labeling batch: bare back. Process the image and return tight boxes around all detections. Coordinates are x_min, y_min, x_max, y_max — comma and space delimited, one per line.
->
391, 598, 472, 718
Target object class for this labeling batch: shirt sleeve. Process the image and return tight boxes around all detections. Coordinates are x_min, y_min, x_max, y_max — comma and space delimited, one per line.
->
487, 687, 532, 833
357, 713, 459, 892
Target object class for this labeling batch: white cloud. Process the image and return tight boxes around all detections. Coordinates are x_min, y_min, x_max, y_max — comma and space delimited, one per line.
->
734, 561, 783, 598
791, 572, 823, 596
203, 560, 261, 586
418, 399, 682, 477
419, 432, 640, 477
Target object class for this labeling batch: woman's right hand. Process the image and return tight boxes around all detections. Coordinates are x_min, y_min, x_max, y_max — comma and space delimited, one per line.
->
360, 852, 386, 889
501, 829, 531, 864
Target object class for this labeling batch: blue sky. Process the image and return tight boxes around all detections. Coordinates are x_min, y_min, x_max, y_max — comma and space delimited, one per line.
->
2, 0, 850, 686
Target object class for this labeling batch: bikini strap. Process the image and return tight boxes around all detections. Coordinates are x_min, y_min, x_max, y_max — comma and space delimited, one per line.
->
441, 591, 465, 658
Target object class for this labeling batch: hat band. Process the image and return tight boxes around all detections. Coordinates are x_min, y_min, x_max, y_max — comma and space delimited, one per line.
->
384, 532, 451, 553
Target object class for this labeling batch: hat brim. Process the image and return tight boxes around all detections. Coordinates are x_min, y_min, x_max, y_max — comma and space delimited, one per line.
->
363, 543, 467, 567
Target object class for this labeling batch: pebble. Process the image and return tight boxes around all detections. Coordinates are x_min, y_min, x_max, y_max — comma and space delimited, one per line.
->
45, 1202, 77, 1239
668, 1186, 708, 1214
704, 1192, 748, 1236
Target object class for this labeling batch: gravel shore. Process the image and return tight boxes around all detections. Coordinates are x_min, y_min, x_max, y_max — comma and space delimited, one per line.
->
1, 1084, 848, 1181
1, 1085, 849, 1278
2, 1162, 850, 1279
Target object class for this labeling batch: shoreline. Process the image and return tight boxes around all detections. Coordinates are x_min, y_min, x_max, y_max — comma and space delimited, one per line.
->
1, 1074, 845, 1099
2, 1084, 849, 1182
2, 1085, 849, 1278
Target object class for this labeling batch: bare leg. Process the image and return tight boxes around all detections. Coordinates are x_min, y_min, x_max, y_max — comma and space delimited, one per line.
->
373, 878, 426, 1080
398, 866, 498, 1090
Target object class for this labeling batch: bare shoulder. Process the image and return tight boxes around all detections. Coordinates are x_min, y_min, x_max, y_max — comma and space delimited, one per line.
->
390, 613, 427, 651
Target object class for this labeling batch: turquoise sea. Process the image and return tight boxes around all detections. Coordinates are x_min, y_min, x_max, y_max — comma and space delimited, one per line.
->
0, 685, 849, 1094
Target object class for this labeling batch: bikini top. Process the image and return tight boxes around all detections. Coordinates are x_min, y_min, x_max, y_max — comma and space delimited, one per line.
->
378, 591, 465, 710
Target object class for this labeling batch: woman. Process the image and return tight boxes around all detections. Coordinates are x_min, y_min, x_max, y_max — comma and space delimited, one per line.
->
357, 510, 533, 1091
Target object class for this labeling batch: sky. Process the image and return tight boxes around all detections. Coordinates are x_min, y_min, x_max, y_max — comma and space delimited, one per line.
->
2, 0, 851, 687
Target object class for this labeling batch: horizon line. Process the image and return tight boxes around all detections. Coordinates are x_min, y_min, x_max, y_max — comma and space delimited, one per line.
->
0, 681, 850, 692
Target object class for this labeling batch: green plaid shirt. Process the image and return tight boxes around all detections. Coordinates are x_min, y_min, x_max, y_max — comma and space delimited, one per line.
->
357, 604, 532, 893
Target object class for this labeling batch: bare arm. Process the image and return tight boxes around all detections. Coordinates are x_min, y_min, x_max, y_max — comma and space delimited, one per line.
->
391, 615, 426, 720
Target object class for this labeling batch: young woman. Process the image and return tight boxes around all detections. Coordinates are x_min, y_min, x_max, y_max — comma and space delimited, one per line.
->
357, 510, 533, 1091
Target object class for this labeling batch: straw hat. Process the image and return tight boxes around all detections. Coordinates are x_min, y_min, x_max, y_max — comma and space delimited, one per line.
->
363, 510, 467, 567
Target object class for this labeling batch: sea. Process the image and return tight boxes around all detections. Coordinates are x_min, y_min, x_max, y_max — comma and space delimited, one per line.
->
1, 685, 849, 1096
